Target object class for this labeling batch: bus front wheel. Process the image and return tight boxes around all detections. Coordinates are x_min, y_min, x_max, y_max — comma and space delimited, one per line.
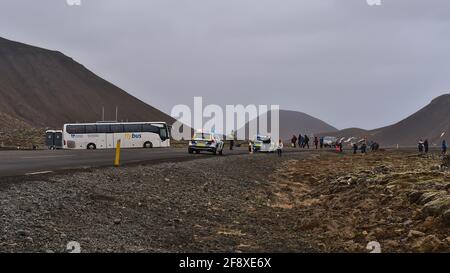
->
87, 143, 96, 150
144, 141, 153, 148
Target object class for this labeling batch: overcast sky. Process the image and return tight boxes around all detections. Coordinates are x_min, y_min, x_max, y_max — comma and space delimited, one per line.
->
1, 0, 449, 129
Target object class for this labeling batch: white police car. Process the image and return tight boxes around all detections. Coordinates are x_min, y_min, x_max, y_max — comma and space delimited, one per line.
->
188, 131, 224, 155
249, 135, 277, 153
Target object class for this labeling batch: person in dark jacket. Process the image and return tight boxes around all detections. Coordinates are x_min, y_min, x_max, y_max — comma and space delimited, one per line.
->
424, 139, 429, 154
361, 143, 367, 154
314, 137, 319, 149
304, 135, 310, 149
291, 135, 297, 148
298, 134, 303, 148
319, 137, 324, 149
443, 140, 447, 155
372, 142, 379, 151
353, 143, 358, 154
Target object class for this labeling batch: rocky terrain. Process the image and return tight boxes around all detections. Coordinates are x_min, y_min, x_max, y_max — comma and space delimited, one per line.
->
0, 112, 44, 148
0, 150, 448, 253
271, 151, 450, 252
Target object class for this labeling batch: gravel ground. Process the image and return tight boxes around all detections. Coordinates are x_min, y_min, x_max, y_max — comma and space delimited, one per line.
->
0, 150, 448, 253
0, 152, 315, 253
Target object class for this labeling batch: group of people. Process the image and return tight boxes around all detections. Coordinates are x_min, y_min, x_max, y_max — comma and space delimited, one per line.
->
351, 142, 369, 154
291, 134, 322, 149
418, 139, 447, 155
279, 136, 448, 159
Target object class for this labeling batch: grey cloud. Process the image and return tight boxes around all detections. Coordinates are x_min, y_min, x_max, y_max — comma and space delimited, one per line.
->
1, 0, 450, 129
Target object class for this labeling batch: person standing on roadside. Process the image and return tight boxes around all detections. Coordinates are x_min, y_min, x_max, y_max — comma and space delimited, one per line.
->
320, 137, 324, 149
442, 140, 447, 155
424, 139, 429, 154
418, 139, 424, 153
291, 135, 297, 148
361, 143, 367, 154
298, 134, 303, 148
353, 143, 358, 154
229, 130, 235, 150
314, 137, 319, 149
277, 139, 283, 157
304, 134, 310, 149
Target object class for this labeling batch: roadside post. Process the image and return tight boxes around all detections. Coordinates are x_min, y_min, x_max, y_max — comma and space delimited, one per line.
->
114, 139, 121, 167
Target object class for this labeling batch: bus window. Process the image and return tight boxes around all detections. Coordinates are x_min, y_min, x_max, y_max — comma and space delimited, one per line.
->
111, 124, 124, 133
85, 125, 97, 134
142, 124, 159, 133
97, 124, 112, 133
66, 125, 85, 134
124, 124, 142, 132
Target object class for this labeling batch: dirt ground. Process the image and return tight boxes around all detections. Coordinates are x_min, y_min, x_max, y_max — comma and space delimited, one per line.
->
0, 149, 449, 253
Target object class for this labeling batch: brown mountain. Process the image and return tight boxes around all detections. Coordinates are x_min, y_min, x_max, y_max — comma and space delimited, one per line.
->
0, 37, 174, 129
241, 109, 338, 140
373, 94, 450, 146
278, 110, 338, 140
321, 94, 450, 147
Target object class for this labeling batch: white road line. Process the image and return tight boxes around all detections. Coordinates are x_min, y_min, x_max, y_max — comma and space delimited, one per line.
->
21, 155, 76, 159
25, 171, 54, 176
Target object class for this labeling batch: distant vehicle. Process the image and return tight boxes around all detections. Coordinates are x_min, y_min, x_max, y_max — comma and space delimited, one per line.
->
45, 130, 63, 150
188, 131, 224, 155
323, 136, 338, 148
62, 122, 170, 150
249, 135, 277, 153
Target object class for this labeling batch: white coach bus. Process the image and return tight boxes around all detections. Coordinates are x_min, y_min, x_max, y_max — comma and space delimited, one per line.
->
63, 122, 170, 150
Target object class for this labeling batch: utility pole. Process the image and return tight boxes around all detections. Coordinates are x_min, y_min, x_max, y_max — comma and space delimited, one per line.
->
115, 106, 118, 122
102, 106, 105, 121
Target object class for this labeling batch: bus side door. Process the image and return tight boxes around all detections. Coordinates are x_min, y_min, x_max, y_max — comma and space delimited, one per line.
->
106, 133, 114, 149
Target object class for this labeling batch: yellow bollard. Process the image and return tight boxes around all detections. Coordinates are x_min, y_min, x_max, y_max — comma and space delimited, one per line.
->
114, 139, 121, 167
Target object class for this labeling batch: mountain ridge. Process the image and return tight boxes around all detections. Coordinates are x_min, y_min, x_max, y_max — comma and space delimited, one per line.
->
0, 36, 174, 129
320, 94, 450, 146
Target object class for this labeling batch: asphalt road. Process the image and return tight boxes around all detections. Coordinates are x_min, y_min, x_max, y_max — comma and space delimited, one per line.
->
0, 146, 426, 178
0, 147, 251, 178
